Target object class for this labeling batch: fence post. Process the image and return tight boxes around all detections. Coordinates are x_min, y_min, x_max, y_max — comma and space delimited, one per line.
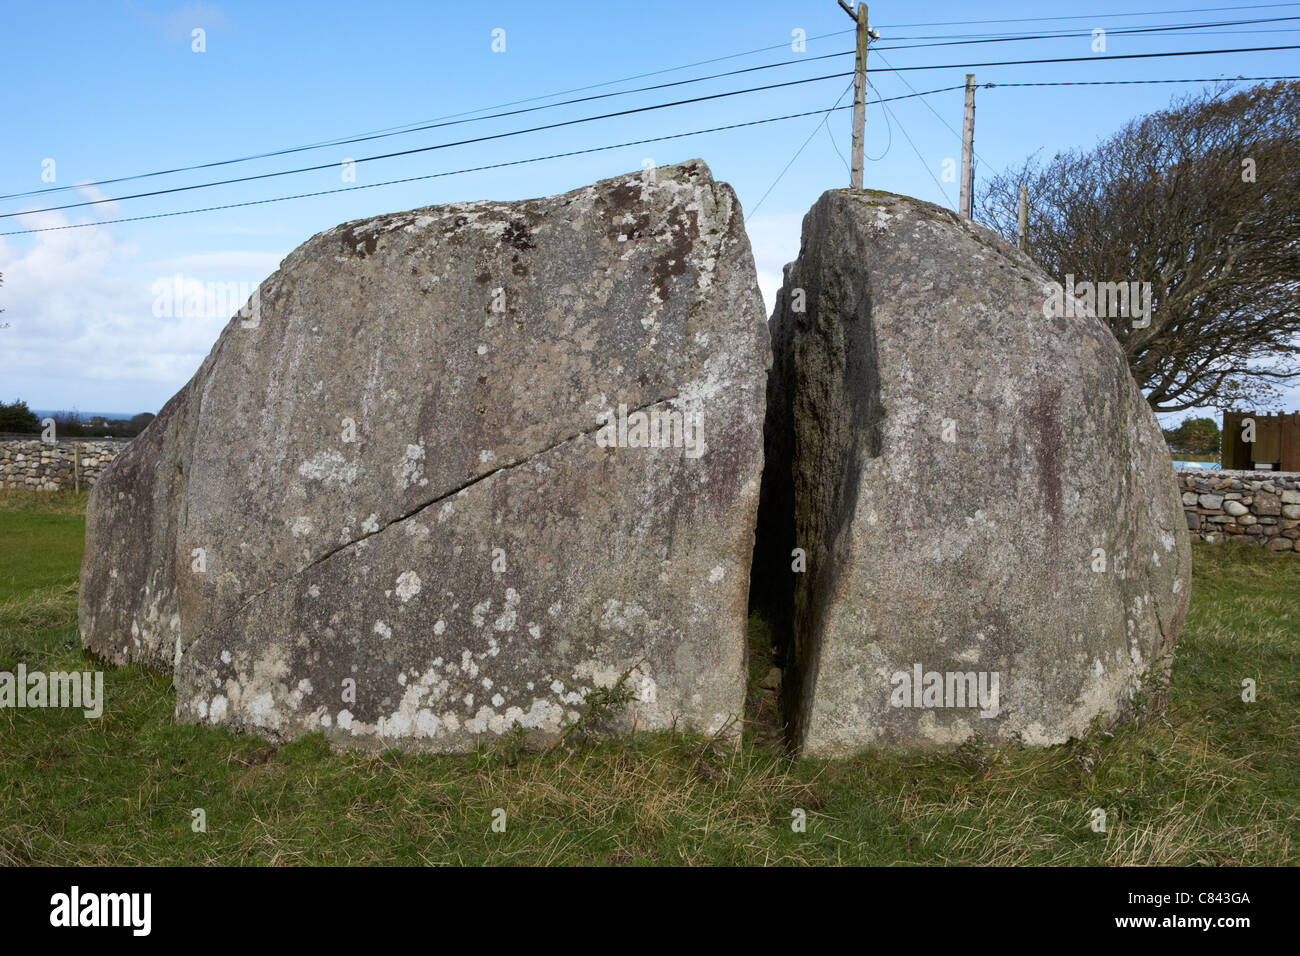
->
1017, 185, 1029, 252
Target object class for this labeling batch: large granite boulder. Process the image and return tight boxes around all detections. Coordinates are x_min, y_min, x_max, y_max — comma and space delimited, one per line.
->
79, 160, 770, 750
754, 189, 1191, 756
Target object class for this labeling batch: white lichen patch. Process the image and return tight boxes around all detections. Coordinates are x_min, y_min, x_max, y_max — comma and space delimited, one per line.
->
297, 449, 359, 486
460, 649, 479, 679
493, 588, 520, 631
599, 598, 649, 634
396, 442, 426, 490
395, 570, 422, 602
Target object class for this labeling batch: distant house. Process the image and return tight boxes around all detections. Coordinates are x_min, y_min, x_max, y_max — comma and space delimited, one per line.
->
1222, 411, 1300, 472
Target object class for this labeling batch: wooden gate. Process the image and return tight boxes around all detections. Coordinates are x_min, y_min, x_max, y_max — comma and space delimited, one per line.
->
1222, 411, 1300, 472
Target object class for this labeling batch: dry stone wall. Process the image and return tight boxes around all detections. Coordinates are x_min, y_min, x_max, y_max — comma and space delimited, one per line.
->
1178, 469, 1300, 552
0, 439, 128, 490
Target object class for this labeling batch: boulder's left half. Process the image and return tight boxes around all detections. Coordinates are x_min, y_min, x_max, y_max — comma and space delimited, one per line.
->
78, 160, 771, 751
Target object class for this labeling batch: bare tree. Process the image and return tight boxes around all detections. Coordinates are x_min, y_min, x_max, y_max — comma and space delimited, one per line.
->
978, 81, 1300, 413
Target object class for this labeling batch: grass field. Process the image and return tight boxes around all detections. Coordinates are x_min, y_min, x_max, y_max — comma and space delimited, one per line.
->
1, 489, 1296, 866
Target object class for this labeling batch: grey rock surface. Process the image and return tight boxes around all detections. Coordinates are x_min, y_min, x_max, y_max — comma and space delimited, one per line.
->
79, 160, 770, 750
754, 189, 1191, 756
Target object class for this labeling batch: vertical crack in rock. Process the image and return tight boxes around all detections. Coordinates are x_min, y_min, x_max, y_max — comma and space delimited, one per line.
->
751, 193, 884, 749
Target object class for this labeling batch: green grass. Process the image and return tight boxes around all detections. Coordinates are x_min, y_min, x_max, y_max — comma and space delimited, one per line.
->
1, 488, 1297, 865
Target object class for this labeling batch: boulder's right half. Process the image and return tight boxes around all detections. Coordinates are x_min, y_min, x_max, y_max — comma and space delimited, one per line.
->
754, 189, 1191, 756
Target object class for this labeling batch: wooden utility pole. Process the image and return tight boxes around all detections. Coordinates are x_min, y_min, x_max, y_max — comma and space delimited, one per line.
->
838, 1, 877, 189
1017, 185, 1029, 252
959, 73, 976, 218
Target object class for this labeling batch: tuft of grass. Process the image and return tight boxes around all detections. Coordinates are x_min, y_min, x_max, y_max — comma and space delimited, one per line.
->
0, 488, 90, 516
1, 495, 1297, 865
0, 582, 79, 633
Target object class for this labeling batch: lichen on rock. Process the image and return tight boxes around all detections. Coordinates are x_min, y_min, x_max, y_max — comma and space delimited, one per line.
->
78, 161, 771, 752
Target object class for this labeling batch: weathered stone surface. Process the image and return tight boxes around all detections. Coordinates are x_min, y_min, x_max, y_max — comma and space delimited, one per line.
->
80, 161, 771, 750
1256, 491, 1282, 515
753, 189, 1191, 755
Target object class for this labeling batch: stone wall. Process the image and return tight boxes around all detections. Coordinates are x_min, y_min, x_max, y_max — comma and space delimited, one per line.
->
0, 439, 128, 491
1178, 469, 1300, 552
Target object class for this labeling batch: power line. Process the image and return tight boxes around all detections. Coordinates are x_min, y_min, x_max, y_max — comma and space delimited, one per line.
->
284, 27, 854, 154
875, 3, 1300, 29
3, 62, 1293, 239
881, 26, 1300, 41
1, 69, 858, 219
864, 43, 1300, 73
984, 75, 1300, 87
8, 17, 1282, 205
872, 50, 965, 143
826, 123, 852, 175
0, 86, 964, 238
875, 87, 958, 209
13, 44, 1293, 222
862, 79, 895, 163
0, 48, 854, 203
748, 80, 856, 220
866, 45, 1297, 175
870, 48, 993, 187
873, 14, 1300, 50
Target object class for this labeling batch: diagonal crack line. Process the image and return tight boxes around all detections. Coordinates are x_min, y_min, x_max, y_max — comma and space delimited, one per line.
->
188, 392, 680, 641
302, 391, 681, 570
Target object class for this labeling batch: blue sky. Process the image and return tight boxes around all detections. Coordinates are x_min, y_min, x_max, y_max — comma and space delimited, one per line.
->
1, 0, 1297, 423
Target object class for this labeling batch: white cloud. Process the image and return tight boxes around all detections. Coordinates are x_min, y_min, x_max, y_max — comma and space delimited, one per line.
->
74, 182, 121, 218
0, 210, 278, 408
